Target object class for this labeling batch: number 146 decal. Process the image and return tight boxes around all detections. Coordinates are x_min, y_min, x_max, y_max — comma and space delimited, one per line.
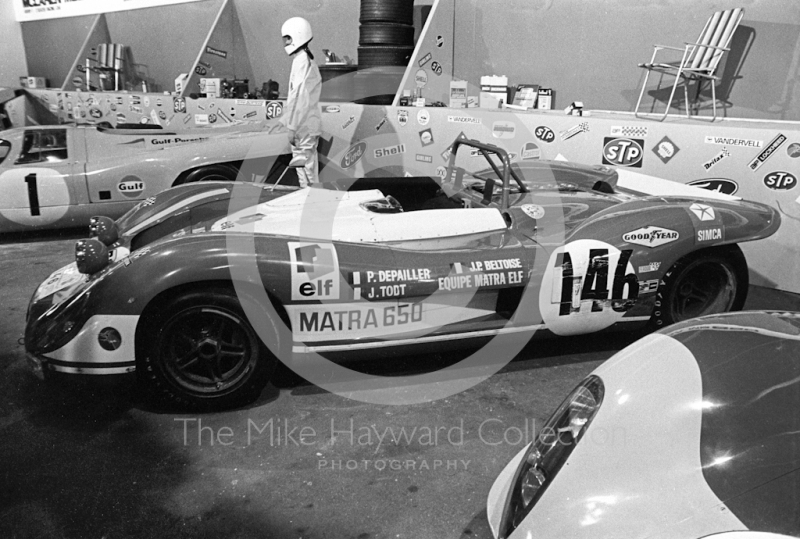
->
554, 248, 638, 315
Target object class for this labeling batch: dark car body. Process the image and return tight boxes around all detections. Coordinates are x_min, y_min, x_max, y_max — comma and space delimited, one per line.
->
24, 139, 781, 409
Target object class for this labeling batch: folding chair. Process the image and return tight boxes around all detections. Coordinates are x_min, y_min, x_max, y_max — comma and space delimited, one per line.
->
635, 8, 744, 121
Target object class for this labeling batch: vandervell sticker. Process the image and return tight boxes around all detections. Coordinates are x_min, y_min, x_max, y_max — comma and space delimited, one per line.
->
704, 136, 762, 148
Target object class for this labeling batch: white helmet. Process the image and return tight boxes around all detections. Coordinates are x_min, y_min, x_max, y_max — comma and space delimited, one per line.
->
281, 17, 313, 55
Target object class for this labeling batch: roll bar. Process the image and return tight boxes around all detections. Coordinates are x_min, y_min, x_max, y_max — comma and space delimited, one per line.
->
445, 137, 528, 210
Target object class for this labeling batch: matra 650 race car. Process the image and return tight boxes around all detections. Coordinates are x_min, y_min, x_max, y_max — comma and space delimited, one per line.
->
0, 121, 288, 233
25, 138, 780, 410
487, 310, 800, 539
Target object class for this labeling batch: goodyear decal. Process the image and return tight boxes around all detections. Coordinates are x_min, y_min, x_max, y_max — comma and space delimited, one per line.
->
289, 242, 341, 301
623, 226, 679, 248
749, 134, 787, 171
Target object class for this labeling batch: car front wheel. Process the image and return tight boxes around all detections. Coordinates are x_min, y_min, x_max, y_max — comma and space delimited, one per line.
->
650, 245, 748, 329
140, 290, 276, 411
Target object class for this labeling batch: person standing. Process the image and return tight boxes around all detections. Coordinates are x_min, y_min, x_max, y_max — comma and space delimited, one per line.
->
277, 16, 322, 187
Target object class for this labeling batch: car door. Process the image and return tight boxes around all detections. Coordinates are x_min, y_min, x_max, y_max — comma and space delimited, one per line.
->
0, 127, 85, 230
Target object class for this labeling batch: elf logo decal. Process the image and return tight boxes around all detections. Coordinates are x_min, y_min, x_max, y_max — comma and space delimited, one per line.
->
764, 171, 797, 190
289, 242, 340, 301
341, 142, 366, 169
603, 138, 644, 167
535, 126, 555, 143
688, 178, 738, 195
539, 240, 638, 336
117, 177, 145, 198
623, 226, 679, 247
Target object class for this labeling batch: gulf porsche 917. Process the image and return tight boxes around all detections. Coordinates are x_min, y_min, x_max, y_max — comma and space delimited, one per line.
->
0, 121, 288, 233
24, 138, 780, 410
487, 310, 800, 539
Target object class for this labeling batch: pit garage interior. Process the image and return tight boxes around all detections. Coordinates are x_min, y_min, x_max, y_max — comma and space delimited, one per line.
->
2, 1, 800, 538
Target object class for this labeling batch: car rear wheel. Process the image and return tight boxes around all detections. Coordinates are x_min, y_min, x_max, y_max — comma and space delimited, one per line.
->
650, 245, 748, 329
140, 290, 276, 410
175, 164, 239, 185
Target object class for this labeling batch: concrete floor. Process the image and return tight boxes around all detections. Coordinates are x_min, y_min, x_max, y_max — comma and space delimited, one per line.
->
2, 229, 799, 539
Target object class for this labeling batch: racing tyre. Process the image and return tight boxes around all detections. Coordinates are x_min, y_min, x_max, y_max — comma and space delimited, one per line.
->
649, 245, 748, 329
359, 0, 414, 25
358, 46, 414, 67
139, 290, 277, 411
176, 164, 239, 185
359, 23, 415, 46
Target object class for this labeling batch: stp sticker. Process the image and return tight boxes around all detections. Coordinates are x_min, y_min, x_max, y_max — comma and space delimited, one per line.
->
289, 242, 341, 301
266, 101, 283, 119
622, 226, 679, 248
603, 138, 644, 167
417, 109, 430, 126
539, 239, 638, 336
341, 142, 367, 169
764, 171, 797, 190
535, 126, 555, 143
431, 61, 443, 76
173, 98, 186, 114
652, 136, 680, 164
687, 178, 739, 195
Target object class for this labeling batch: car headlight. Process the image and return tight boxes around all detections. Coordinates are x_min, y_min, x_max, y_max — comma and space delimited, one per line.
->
25, 284, 94, 354
500, 375, 604, 538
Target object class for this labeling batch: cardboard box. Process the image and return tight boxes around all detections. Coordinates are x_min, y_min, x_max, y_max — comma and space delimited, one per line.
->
200, 78, 221, 98
449, 80, 467, 109
512, 84, 539, 109
479, 75, 508, 108
537, 88, 553, 110
25, 77, 47, 89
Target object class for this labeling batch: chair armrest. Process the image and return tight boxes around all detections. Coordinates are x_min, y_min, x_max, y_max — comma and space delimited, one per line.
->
653, 44, 688, 52
684, 41, 729, 52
